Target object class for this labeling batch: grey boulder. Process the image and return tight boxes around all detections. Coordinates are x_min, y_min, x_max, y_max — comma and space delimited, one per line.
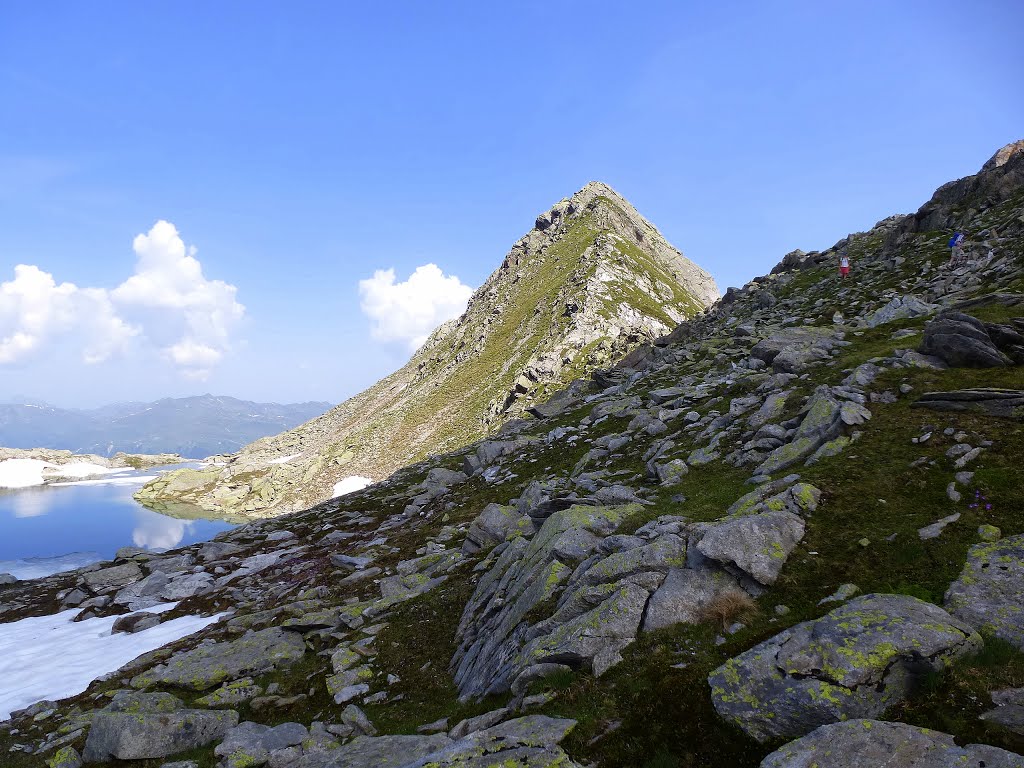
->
946, 535, 1024, 649
761, 719, 1024, 767
919, 312, 1011, 368
696, 510, 805, 585
83, 562, 143, 592
214, 720, 308, 766
131, 627, 306, 691
462, 503, 530, 555
642, 565, 745, 631
82, 691, 238, 762
709, 594, 982, 742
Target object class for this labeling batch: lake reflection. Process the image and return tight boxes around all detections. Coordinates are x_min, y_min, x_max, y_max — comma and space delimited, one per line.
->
0, 466, 235, 579
131, 510, 194, 550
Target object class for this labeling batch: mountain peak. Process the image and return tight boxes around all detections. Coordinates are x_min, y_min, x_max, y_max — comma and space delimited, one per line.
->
137, 184, 719, 518
982, 138, 1024, 172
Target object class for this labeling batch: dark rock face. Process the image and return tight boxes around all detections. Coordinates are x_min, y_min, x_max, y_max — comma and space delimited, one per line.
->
909, 140, 1024, 233
912, 388, 1024, 419
918, 312, 1017, 367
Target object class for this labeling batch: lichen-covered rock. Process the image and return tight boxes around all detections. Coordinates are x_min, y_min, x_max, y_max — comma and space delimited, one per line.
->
403, 715, 580, 768
709, 594, 982, 742
286, 733, 452, 768
642, 565, 744, 631
946, 535, 1024, 648
519, 581, 651, 677
194, 677, 263, 707
452, 504, 638, 700
462, 503, 530, 555
654, 458, 689, 486
81, 691, 238, 761
696, 510, 805, 585
757, 387, 844, 475
214, 720, 308, 767
46, 746, 82, 768
760, 719, 1024, 767
130, 627, 306, 691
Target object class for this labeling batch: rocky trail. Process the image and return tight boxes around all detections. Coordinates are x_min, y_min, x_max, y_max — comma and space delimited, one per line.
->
3, 141, 1024, 767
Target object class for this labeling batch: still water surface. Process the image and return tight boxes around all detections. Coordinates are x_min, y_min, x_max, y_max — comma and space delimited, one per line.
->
0, 465, 235, 578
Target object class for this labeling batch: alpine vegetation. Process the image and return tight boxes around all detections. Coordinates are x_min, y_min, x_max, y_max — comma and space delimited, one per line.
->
2, 141, 1024, 767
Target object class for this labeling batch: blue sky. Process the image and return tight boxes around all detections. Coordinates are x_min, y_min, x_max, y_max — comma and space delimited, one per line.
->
1, 1, 1021, 408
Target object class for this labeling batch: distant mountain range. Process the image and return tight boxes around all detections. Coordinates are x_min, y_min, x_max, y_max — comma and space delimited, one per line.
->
0, 395, 333, 458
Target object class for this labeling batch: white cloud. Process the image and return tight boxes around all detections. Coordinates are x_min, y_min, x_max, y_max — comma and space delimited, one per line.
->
0, 220, 243, 377
359, 264, 473, 351
0, 265, 136, 365
112, 220, 244, 376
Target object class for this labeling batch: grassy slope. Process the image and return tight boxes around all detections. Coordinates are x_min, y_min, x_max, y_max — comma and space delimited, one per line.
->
343, 220, 1024, 767
8, 177, 1023, 767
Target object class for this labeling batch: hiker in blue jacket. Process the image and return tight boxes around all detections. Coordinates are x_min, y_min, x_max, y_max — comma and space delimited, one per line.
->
949, 231, 966, 266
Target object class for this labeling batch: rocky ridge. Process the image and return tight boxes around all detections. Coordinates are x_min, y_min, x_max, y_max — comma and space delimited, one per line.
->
136, 181, 718, 519
2, 141, 1024, 767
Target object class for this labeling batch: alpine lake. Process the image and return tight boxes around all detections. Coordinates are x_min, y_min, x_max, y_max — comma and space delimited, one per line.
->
0, 464, 238, 580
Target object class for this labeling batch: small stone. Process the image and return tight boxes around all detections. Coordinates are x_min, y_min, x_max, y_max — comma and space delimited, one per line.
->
979, 524, 1002, 542
858, 538, 871, 548
333, 683, 369, 704
340, 704, 377, 736
899, 383, 914, 394
774, 605, 790, 616
46, 746, 82, 768
111, 611, 161, 634
818, 583, 859, 605
416, 717, 449, 734
946, 483, 962, 503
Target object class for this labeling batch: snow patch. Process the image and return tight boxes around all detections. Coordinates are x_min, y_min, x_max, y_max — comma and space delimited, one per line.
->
0, 459, 54, 489
332, 476, 374, 497
50, 462, 120, 479
0, 552, 103, 580
0, 459, 117, 489
267, 453, 301, 465
0, 607, 224, 719
51, 474, 158, 487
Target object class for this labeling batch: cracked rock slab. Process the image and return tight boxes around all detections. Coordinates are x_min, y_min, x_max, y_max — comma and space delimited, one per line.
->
761, 719, 1024, 767
130, 627, 306, 691
642, 565, 744, 631
946, 535, 1024, 649
709, 594, 982, 742
697, 510, 805, 586
82, 692, 238, 762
